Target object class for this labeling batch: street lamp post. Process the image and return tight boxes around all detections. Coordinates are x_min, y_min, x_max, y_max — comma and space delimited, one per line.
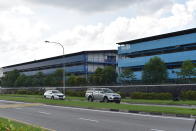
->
45, 41, 65, 87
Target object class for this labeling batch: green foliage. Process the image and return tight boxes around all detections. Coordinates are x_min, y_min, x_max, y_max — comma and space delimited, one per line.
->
89, 66, 117, 85
102, 66, 117, 85
176, 60, 196, 83
89, 68, 104, 85
131, 92, 172, 100
181, 90, 196, 100
66, 90, 85, 97
1, 70, 20, 87
142, 56, 168, 84
0, 117, 45, 131
67, 74, 77, 86
14, 74, 27, 87
117, 92, 128, 99
52, 69, 64, 86
119, 68, 136, 84
76, 77, 87, 86
67, 74, 87, 86
15, 89, 43, 95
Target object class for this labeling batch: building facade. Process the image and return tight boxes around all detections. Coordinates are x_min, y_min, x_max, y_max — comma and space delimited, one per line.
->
117, 28, 196, 80
2, 50, 117, 79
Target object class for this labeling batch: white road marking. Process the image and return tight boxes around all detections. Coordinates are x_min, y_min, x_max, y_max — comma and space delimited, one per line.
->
151, 129, 165, 131
43, 105, 194, 121
79, 118, 99, 123
38, 111, 51, 115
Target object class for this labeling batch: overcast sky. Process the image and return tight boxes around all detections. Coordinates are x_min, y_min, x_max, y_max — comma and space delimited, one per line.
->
0, 0, 195, 67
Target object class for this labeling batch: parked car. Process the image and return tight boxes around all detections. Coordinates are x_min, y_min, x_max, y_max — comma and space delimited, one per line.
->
85, 88, 121, 103
44, 90, 65, 100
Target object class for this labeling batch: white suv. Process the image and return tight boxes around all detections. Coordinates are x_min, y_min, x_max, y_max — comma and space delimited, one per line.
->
85, 88, 121, 103
44, 90, 65, 100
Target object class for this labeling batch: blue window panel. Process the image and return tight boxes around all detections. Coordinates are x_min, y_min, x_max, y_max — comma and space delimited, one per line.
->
118, 50, 196, 67
118, 33, 196, 54
65, 65, 85, 73
4, 54, 85, 71
22, 65, 85, 76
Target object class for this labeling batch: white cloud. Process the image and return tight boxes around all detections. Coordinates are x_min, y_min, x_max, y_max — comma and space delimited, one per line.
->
0, 6, 50, 66
0, 0, 195, 68
28, 0, 172, 14
46, 0, 195, 55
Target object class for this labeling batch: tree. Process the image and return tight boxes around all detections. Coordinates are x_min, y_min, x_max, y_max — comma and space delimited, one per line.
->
31, 72, 45, 87
142, 56, 168, 84
119, 68, 136, 84
67, 74, 77, 86
14, 74, 27, 87
53, 69, 64, 86
76, 77, 87, 86
102, 66, 117, 85
176, 60, 196, 83
1, 70, 20, 87
89, 68, 104, 85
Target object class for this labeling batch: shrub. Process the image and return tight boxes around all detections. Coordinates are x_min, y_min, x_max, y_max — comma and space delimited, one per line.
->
180, 90, 196, 100
16, 89, 42, 95
117, 92, 129, 99
131, 92, 172, 100
65, 90, 85, 97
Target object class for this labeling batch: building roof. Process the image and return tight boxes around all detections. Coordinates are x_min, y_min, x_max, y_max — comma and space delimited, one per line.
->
2, 50, 117, 68
117, 28, 196, 45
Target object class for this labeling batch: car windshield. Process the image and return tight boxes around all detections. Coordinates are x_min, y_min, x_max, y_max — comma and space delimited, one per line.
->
52, 90, 60, 93
102, 89, 114, 93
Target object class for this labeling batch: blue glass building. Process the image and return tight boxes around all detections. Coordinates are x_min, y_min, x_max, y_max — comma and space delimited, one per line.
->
1, 50, 117, 79
117, 28, 196, 80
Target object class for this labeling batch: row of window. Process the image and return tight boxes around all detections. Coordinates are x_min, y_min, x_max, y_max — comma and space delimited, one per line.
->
124, 43, 196, 58
121, 60, 196, 71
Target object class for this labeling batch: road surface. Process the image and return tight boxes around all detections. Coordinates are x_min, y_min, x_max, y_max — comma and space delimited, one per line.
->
0, 100, 195, 131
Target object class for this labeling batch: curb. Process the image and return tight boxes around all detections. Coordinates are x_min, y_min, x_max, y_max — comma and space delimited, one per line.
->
98, 108, 196, 119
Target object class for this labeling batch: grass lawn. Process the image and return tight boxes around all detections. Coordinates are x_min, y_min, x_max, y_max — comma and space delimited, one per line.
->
0, 117, 47, 131
0, 94, 196, 115
122, 98, 196, 105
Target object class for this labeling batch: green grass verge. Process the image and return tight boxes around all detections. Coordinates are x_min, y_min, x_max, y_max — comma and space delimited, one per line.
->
0, 94, 196, 115
4, 94, 196, 106
0, 117, 47, 131
122, 99, 196, 105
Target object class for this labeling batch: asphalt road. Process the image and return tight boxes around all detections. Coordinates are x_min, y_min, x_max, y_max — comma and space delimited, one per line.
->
0, 100, 195, 131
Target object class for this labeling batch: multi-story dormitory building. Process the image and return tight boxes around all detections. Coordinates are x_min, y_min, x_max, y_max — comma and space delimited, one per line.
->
1, 50, 117, 79
1, 28, 196, 81
117, 28, 196, 80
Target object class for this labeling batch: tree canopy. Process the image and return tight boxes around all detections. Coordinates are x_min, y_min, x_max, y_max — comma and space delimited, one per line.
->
142, 56, 168, 84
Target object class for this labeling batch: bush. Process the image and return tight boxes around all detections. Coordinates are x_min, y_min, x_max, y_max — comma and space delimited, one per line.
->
131, 92, 172, 100
180, 90, 196, 100
16, 89, 42, 95
117, 92, 129, 99
66, 90, 85, 97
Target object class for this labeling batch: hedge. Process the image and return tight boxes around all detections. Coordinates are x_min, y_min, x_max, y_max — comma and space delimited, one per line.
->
131, 92, 172, 100
65, 90, 85, 97
181, 90, 196, 100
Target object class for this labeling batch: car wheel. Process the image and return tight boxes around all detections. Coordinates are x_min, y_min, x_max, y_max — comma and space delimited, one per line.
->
44, 95, 46, 99
103, 97, 109, 103
88, 96, 93, 102
51, 96, 54, 100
